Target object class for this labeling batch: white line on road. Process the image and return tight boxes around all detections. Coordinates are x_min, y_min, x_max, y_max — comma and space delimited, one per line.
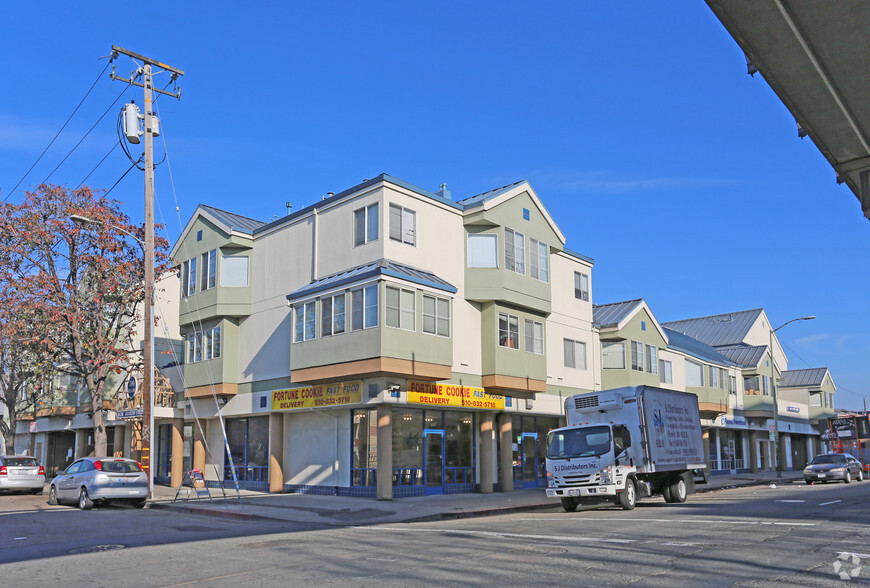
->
519, 517, 817, 526
775, 500, 806, 503
820, 500, 842, 506
354, 527, 637, 543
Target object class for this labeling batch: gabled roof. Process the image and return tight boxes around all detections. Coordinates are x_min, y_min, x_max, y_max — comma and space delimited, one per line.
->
662, 309, 764, 347
593, 299, 669, 343
715, 344, 768, 369
199, 204, 265, 234
594, 299, 643, 329
781, 368, 832, 389
663, 328, 736, 367
287, 258, 457, 301
456, 180, 526, 208
561, 247, 595, 266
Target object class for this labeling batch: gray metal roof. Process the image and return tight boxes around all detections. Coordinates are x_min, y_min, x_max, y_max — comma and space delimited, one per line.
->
781, 368, 829, 388
662, 328, 736, 367
200, 204, 265, 234
662, 309, 763, 347
715, 344, 768, 369
287, 258, 457, 301
456, 180, 526, 209
593, 299, 643, 329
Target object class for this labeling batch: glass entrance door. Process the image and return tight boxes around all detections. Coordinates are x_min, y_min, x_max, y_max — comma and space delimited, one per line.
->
424, 429, 445, 495
521, 433, 539, 489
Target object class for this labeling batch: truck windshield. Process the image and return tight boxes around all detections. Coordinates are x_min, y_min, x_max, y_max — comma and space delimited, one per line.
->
547, 426, 612, 459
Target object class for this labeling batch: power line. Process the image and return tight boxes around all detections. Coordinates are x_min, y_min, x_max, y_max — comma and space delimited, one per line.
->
104, 158, 143, 198
3, 58, 112, 203
76, 142, 120, 189
40, 84, 129, 186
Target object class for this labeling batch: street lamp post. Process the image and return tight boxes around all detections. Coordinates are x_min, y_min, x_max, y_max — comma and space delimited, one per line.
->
769, 314, 816, 478
70, 214, 154, 496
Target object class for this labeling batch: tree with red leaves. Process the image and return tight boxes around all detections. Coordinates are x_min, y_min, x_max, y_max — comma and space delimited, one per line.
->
0, 184, 170, 457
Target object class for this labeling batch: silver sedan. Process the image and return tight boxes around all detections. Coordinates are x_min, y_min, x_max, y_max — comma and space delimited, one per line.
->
0, 455, 45, 494
803, 453, 865, 484
48, 457, 148, 509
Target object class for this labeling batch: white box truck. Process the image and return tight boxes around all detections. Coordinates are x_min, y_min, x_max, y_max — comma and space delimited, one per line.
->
545, 385, 706, 512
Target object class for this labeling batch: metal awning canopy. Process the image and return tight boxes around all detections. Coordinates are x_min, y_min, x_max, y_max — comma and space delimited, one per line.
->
706, 1, 870, 220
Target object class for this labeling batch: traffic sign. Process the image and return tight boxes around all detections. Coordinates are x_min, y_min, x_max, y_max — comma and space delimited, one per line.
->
127, 376, 137, 399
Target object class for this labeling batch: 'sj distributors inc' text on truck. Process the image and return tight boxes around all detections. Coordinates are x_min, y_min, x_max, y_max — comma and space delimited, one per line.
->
546, 385, 706, 512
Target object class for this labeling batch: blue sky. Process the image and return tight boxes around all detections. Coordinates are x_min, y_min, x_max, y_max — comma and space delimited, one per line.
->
2, 2, 867, 410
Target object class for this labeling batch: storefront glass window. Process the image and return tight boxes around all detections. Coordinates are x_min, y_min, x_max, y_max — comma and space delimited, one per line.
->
351, 409, 377, 486
393, 408, 423, 486
225, 416, 269, 483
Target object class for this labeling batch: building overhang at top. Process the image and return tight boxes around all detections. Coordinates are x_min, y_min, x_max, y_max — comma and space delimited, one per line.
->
706, 1, 870, 220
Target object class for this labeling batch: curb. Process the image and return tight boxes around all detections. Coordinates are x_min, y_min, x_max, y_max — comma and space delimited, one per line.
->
148, 501, 263, 521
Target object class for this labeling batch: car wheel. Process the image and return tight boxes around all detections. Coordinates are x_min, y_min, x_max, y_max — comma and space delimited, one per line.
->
78, 488, 94, 510
561, 497, 578, 512
662, 484, 673, 503
669, 478, 688, 503
47, 485, 58, 505
132, 498, 147, 509
844, 471, 851, 484
619, 479, 637, 510
857, 469, 864, 482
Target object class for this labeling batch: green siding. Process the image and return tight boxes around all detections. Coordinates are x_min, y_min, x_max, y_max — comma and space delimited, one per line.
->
599, 308, 666, 389
182, 318, 239, 389
480, 302, 547, 382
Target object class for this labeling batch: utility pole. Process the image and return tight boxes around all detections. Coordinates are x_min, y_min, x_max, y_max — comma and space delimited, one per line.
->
110, 46, 183, 495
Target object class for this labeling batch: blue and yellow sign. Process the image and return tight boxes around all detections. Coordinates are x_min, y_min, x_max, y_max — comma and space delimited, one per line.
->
408, 381, 505, 410
272, 381, 362, 411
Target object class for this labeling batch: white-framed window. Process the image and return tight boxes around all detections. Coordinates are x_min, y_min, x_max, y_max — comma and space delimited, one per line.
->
645, 345, 658, 375
200, 249, 217, 291
710, 366, 719, 388
631, 341, 644, 372
389, 204, 416, 246
574, 272, 589, 301
351, 284, 379, 331
659, 359, 673, 384
564, 339, 587, 370
810, 393, 821, 407
181, 257, 197, 297
730, 375, 737, 395
498, 312, 519, 349
524, 319, 544, 354
187, 326, 221, 362
720, 368, 728, 390
529, 239, 549, 282
762, 375, 770, 396
221, 255, 249, 287
423, 294, 450, 337
467, 233, 498, 268
386, 286, 415, 330
602, 341, 625, 369
354, 203, 379, 246
686, 360, 704, 387
294, 301, 317, 342
504, 228, 525, 274
320, 292, 346, 337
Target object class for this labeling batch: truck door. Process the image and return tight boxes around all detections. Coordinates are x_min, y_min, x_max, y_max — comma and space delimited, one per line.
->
424, 429, 445, 495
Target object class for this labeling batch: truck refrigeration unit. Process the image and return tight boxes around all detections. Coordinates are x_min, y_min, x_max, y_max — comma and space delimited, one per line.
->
546, 385, 707, 512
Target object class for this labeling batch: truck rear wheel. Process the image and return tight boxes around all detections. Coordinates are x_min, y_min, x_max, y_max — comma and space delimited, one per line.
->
668, 478, 687, 503
561, 497, 578, 512
619, 479, 636, 510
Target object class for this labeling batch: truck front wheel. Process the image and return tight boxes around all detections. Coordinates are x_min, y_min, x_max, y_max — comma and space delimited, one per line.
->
561, 497, 578, 512
619, 479, 637, 510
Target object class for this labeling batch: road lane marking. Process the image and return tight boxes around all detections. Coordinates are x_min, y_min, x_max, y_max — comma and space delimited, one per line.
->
519, 517, 817, 526
820, 500, 842, 506
354, 527, 637, 543
775, 500, 805, 503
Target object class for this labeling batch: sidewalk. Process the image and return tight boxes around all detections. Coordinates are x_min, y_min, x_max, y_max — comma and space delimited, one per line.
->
148, 470, 805, 526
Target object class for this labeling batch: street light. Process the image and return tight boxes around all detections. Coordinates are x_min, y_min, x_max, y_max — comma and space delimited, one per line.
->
70, 213, 154, 496
770, 314, 816, 478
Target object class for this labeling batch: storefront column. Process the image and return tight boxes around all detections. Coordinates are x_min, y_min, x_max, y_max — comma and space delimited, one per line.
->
75, 429, 87, 460
479, 412, 495, 494
269, 413, 284, 493
193, 422, 206, 472
749, 432, 759, 473
702, 429, 711, 470
376, 404, 393, 501
762, 440, 772, 472
497, 413, 513, 492
170, 418, 184, 487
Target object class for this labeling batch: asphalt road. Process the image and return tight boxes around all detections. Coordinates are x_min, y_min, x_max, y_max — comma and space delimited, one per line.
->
1, 481, 868, 586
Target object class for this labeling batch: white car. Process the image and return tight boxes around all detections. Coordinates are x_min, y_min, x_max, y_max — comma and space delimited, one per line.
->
0, 455, 45, 494
48, 457, 148, 509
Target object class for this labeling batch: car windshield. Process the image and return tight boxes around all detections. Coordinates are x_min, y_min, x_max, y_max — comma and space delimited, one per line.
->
547, 426, 611, 459
3, 457, 38, 466
100, 460, 142, 473
811, 454, 846, 465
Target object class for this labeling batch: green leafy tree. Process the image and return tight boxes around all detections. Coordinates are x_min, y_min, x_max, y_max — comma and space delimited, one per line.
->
0, 184, 169, 456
